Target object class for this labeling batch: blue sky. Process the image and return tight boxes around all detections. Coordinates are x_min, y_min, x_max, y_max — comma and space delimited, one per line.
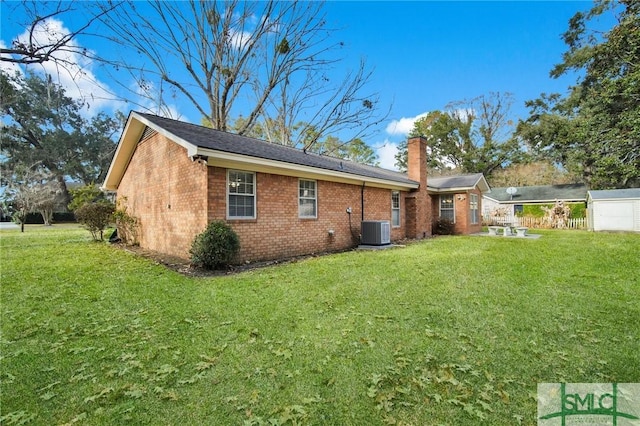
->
324, 1, 592, 167
1, 1, 594, 170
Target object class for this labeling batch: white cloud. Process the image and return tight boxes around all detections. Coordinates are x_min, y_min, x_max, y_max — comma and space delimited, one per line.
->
0, 40, 22, 76
451, 108, 475, 123
385, 111, 429, 136
376, 140, 400, 171
11, 18, 124, 114
229, 29, 252, 50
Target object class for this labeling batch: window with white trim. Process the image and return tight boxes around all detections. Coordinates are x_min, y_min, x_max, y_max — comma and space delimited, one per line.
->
470, 193, 479, 224
298, 179, 317, 218
227, 170, 255, 219
439, 194, 455, 221
391, 191, 400, 227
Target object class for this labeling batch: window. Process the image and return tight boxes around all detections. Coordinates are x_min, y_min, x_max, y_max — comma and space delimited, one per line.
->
391, 191, 400, 227
514, 204, 524, 214
470, 193, 479, 224
439, 194, 454, 221
299, 179, 317, 218
227, 170, 255, 219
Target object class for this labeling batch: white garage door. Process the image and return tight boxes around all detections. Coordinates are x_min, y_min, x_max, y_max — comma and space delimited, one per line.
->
595, 201, 634, 231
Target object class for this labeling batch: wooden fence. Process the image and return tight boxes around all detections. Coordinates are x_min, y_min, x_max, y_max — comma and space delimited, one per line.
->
482, 214, 587, 230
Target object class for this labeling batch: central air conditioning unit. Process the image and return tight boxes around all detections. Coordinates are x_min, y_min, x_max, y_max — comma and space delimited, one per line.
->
361, 221, 391, 246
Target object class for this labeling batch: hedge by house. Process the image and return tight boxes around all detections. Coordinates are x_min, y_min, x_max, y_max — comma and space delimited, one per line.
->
519, 202, 586, 218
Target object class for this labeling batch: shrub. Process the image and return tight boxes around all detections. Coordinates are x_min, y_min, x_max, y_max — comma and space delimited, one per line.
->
112, 199, 139, 245
522, 202, 586, 218
433, 218, 455, 235
190, 221, 240, 270
68, 185, 107, 212
20, 212, 76, 224
75, 202, 115, 241
569, 202, 586, 218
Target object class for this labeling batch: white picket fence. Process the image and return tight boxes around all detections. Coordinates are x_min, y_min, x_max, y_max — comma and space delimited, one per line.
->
482, 214, 587, 230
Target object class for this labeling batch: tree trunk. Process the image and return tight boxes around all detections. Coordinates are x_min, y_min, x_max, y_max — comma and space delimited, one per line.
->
41, 208, 53, 226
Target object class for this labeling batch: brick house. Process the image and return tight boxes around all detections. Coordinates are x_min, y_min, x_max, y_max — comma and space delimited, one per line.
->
428, 174, 489, 235
102, 112, 489, 262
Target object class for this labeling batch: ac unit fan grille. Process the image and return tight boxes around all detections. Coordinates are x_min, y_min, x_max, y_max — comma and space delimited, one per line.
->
361, 221, 391, 245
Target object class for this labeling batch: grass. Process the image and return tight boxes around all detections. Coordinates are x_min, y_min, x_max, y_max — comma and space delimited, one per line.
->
1, 225, 639, 425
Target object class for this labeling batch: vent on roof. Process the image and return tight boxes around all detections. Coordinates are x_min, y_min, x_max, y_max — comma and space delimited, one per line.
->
140, 126, 157, 142
361, 221, 391, 246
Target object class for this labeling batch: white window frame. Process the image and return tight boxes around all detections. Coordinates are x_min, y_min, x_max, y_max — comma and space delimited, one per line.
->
391, 191, 400, 227
439, 194, 455, 222
227, 170, 256, 219
298, 179, 317, 218
470, 193, 479, 224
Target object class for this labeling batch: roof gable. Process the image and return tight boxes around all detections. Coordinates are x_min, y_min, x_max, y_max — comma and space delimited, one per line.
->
103, 112, 418, 191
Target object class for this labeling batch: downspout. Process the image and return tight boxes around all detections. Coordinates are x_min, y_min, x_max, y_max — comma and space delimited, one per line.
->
361, 182, 366, 221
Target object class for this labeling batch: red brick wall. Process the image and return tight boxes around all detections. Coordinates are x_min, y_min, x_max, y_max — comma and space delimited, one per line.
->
430, 189, 483, 235
206, 167, 408, 262
111, 109, 501, 265
467, 188, 483, 234
406, 137, 432, 238
116, 133, 208, 258
116, 132, 442, 263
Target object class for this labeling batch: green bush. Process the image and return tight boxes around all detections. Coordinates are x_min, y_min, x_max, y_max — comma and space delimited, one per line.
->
190, 221, 240, 270
569, 203, 586, 218
19, 212, 76, 224
433, 218, 455, 235
75, 202, 115, 241
522, 202, 586, 218
68, 185, 107, 212
112, 199, 139, 245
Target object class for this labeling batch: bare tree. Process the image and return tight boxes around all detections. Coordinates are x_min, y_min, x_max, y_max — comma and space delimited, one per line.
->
396, 92, 521, 176
488, 160, 580, 187
446, 92, 516, 152
99, 0, 385, 148
3, 165, 64, 231
0, 1, 120, 67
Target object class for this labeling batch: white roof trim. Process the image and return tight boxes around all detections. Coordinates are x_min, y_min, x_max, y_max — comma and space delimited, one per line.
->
483, 196, 586, 204
428, 185, 476, 193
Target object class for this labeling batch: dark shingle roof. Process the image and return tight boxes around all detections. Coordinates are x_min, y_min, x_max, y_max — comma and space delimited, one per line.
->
136, 112, 417, 186
588, 188, 640, 200
428, 173, 486, 190
486, 183, 587, 203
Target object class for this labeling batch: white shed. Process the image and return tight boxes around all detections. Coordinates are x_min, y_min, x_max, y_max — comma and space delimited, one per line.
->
587, 188, 640, 232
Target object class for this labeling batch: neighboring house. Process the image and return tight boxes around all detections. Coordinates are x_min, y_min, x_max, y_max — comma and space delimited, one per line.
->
103, 112, 489, 263
587, 188, 640, 232
483, 184, 588, 217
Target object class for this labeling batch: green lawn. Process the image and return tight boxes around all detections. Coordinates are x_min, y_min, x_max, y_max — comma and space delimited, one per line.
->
1, 226, 639, 425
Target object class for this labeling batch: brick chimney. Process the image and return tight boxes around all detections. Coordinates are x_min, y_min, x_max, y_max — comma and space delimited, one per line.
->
405, 136, 431, 238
